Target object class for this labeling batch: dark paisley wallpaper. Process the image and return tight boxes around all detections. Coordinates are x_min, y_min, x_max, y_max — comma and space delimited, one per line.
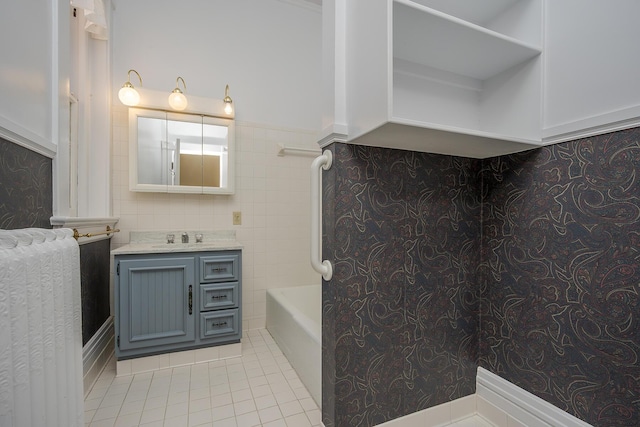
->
0, 136, 53, 228
480, 128, 640, 426
323, 127, 640, 427
323, 144, 481, 426
80, 239, 112, 345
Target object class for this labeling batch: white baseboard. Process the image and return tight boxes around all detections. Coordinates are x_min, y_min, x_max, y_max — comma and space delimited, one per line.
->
476, 367, 593, 427
83, 316, 115, 397
115, 342, 242, 376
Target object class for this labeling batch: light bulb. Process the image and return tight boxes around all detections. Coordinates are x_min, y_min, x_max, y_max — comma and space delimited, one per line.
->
118, 70, 142, 106
168, 90, 188, 111
223, 84, 233, 115
118, 83, 140, 106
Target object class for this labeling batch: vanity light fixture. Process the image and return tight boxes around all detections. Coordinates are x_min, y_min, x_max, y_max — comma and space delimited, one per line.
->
223, 84, 233, 115
118, 69, 142, 106
168, 76, 188, 111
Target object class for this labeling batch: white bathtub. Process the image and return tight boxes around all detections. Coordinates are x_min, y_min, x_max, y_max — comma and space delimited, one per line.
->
266, 285, 321, 406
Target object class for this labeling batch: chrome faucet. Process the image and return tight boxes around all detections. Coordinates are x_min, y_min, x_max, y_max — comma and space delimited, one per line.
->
181, 232, 189, 243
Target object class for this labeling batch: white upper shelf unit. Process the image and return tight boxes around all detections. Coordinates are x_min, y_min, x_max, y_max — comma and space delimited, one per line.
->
343, 0, 544, 158
394, 0, 541, 81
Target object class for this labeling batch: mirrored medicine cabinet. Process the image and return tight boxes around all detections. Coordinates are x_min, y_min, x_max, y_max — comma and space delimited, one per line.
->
129, 108, 235, 194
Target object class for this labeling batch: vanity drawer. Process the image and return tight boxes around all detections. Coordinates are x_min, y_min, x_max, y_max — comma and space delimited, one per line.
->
200, 282, 238, 311
200, 253, 239, 283
200, 309, 240, 341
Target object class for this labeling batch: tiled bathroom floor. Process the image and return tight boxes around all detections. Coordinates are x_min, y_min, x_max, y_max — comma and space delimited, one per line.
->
84, 329, 322, 427
84, 329, 498, 427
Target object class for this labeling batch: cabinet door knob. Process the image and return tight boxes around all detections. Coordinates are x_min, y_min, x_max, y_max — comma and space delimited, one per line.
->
188, 285, 193, 315
211, 295, 227, 300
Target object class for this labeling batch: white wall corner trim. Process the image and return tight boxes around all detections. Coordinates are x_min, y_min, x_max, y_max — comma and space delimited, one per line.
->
542, 104, 640, 144
318, 123, 349, 148
476, 367, 594, 427
83, 316, 115, 397
0, 122, 57, 158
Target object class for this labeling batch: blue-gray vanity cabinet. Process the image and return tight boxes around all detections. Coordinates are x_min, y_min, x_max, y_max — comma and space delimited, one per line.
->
115, 250, 242, 360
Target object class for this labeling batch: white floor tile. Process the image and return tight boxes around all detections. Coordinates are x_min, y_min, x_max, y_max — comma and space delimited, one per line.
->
114, 412, 142, 427
254, 394, 278, 410
165, 402, 189, 419
90, 418, 117, 427
120, 400, 145, 416
188, 397, 211, 414
305, 408, 322, 426
258, 406, 283, 424
235, 411, 261, 427
93, 405, 121, 422
231, 388, 253, 403
279, 400, 303, 417
139, 407, 165, 425
261, 419, 287, 427
211, 404, 234, 421
284, 412, 312, 427
188, 408, 213, 426
163, 415, 188, 427
234, 399, 257, 416
211, 392, 233, 408
213, 417, 238, 427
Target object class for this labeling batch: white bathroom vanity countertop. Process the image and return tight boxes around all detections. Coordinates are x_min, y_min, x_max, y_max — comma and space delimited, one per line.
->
111, 230, 242, 255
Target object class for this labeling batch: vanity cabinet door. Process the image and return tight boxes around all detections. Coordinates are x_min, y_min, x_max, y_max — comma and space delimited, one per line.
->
117, 256, 196, 353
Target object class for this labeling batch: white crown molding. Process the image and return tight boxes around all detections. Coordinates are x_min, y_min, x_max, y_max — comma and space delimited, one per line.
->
543, 105, 640, 144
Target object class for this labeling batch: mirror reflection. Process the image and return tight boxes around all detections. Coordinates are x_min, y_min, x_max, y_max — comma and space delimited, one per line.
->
130, 109, 235, 194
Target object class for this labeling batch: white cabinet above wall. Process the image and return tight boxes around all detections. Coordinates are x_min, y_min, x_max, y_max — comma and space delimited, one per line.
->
323, 0, 640, 158
333, 0, 544, 159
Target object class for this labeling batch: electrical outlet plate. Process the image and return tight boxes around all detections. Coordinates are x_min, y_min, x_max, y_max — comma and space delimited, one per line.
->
233, 211, 242, 225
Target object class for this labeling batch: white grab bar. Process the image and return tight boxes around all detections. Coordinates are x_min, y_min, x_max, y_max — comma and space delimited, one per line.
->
277, 143, 322, 157
310, 150, 333, 281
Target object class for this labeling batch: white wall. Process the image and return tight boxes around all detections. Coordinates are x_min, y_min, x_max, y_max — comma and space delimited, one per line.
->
543, 0, 640, 138
110, 0, 323, 329
111, 0, 322, 130
0, 0, 57, 154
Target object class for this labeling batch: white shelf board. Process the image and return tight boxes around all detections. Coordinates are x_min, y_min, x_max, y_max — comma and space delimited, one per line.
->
349, 119, 543, 159
393, 0, 541, 81
410, 0, 522, 26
